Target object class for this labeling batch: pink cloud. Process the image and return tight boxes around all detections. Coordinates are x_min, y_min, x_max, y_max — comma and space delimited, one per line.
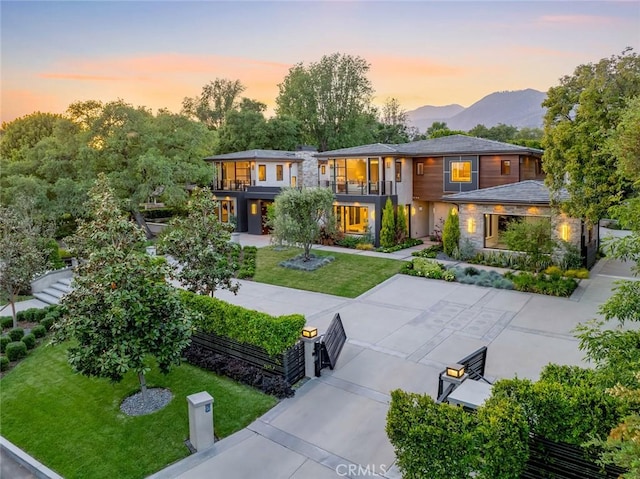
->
39, 73, 124, 81
1, 89, 65, 123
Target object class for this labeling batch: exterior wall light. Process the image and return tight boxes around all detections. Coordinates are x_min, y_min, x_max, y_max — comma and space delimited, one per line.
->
251, 203, 257, 215
467, 218, 476, 233
561, 223, 570, 241
446, 364, 465, 379
302, 326, 318, 339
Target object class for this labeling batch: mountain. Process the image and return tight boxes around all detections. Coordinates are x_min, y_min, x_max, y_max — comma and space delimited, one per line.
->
407, 89, 547, 132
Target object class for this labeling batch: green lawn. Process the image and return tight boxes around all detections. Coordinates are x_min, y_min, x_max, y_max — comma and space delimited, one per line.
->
252, 247, 404, 297
0, 342, 277, 479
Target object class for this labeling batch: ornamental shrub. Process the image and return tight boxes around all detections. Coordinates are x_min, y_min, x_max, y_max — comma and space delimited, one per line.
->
32, 324, 46, 338
395, 204, 408, 244
6, 341, 27, 361
1, 317, 13, 329
412, 258, 445, 279
180, 291, 306, 356
0, 336, 10, 353
380, 198, 396, 248
40, 317, 54, 331
8, 328, 24, 342
442, 209, 460, 257
21, 333, 36, 350
0, 355, 8, 371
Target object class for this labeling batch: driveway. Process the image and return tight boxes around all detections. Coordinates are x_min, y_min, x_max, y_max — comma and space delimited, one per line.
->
150, 253, 635, 479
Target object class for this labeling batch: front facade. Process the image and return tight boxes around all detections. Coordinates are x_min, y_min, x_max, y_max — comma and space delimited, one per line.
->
204, 136, 592, 263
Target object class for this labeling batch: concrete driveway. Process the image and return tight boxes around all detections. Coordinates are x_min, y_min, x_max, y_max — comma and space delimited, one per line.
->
150, 253, 636, 479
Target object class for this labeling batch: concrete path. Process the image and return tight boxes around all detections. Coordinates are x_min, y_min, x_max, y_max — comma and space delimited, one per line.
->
149, 238, 638, 479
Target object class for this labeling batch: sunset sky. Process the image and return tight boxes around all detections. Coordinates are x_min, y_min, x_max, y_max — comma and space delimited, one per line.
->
2, 1, 639, 124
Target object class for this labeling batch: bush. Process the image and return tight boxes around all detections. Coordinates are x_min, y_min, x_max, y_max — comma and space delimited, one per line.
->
237, 246, 257, 279
32, 324, 46, 338
565, 268, 590, 279
355, 243, 374, 251
505, 272, 578, 297
1, 317, 13, 329
412, 258, 445, 279
180, 291, 306, 356
183, 344, 294, 398
335, 235, 364, 249
5, 341, 27, 361
21, 333, 36, 350
555, 240, 584, 270
40, 317, 54, 331
0, 336, 10, 353
502, 217, 556, 272
457, 237, 476, 261
0, 355, 8, 371
442, 209, 460, 257
412, 244, 443, 258
8, 328, 24, 341
46, 238, 65, 269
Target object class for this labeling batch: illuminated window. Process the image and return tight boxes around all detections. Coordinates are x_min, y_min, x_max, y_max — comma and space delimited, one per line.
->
451, 161, 471, 182
501, 160, 511, 176
395, 160, 402, 182
416, 163, 424, 176
258, 165, 266, 181
291, 176, 296, 187
276, 165, 283, 181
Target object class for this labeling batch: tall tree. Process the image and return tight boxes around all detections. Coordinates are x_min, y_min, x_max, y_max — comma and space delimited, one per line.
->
0, 112, 67, 162
542, 48, 640, 223
270, 187, 336, 260
54, 174, 193, 402
276, 53, 376, 151
0, 196, 51, 327
160, 188, 240, 297
182, 78, 246, 130
375, 97, 411, 144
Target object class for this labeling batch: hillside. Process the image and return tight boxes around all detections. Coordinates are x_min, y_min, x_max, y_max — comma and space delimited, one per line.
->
407, 89, 547, 132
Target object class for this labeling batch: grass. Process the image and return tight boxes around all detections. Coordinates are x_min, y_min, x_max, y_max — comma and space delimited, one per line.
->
252, 246, 404, 298
0, 342, 277, 479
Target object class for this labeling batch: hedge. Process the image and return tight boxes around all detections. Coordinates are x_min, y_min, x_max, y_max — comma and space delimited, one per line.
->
0, 355, 8, 371
32, 324, 46, 338
0, 336, 10, 353
6, 341, 27, 361
1, 316, 13, 329
180, 291, 306, 356
21, 333, 36, 350
8, 328, 24, 342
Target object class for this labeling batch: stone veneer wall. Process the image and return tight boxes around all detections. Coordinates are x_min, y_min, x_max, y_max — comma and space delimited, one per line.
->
457, 203, 582, 251
296, 151, 319, 188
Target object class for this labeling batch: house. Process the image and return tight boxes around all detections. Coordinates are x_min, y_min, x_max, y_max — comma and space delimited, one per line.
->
204, 136, 594, 266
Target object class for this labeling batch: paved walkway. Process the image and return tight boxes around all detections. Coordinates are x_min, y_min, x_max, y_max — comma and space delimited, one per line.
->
3, 231, 637, 479
148, 233, 638, 479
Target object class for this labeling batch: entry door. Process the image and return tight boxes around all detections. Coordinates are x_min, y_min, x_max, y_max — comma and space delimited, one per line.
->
260, 201, 272, 235
368, 159, 379, 194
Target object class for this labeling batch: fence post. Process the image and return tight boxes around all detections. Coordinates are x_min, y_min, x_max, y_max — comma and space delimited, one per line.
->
187, 392, 215, 452
301, 326, 320, 379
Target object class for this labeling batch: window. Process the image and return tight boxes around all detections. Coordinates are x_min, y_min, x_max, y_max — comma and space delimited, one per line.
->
219, 200, 235, 223
321, 165, 326, 175
334, 205, 369, 234
395, 160, 402, 182
416, 162, 424, 176
451, 161, 471, 182
501, 160, 511, 176
258, 164, 266, 181
291, 176, 296, 187
535, 159, 543, 175
276, 165, 283, 181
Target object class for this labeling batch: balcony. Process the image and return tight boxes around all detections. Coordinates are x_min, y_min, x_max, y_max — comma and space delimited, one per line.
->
212, 179, 254, 191
320, 180, 395, 196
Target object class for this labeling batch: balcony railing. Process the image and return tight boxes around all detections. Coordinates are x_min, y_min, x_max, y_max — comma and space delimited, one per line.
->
319, 180, 395, 196
212, 179, 253, 191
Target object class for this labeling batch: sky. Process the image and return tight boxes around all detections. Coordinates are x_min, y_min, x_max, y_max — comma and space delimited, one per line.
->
1, 0, 639, 124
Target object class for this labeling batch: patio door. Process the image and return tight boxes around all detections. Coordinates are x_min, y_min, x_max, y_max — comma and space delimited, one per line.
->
368, 158, 380, 194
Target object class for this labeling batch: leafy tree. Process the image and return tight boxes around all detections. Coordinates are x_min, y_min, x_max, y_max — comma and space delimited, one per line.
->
374, 97, 411, 144
159, 187, 240, 297
0, 196, 51, 327
395, 204, 408, 244
0, 112, 67, 162
468, 123, 518, 142
265, 116, 303, 151
606, 95, 640, 181
182, 78, 246, 130
442, 208, 460, 257
216, 108, 269, 154
54, 174, 193, 402
542, 48, 640, 223
380, 198, 396, 248
276, 52, 376, 151
502, 217, 555, 272
426, 121, 450, 137
270, 187, 335, 260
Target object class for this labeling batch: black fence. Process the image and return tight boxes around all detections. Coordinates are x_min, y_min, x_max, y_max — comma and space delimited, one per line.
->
523, 434, 626, 479
436, 346, 489, 401
314, 313, 347, 376
192, 331, 306, 385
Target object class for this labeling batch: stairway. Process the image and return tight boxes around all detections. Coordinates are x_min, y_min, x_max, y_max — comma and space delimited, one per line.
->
33, 278, 73, 305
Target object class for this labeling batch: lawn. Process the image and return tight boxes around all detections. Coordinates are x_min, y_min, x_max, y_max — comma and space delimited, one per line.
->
0, 342, 277, 479
252, 247, 404, 297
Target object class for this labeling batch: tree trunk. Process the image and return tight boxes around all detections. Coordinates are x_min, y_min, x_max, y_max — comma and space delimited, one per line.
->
138, 372, 149, 404
304, 243, 311, 261
10, 290, 17, 328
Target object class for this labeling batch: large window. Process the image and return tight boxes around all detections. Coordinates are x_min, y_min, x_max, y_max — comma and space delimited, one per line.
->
334, 205, 369, 234
258, 165, 266, 181
451, 161, 472, 182
276, 165, 283, 181
501, 160, 511, 176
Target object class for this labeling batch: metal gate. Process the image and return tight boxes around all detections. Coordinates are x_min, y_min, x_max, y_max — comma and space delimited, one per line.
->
314, 313, 347, 376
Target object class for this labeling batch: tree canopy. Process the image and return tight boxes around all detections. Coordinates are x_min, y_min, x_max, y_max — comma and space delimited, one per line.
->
542, 48, 640, 223
276, 52, 377, 151
181, 78, 246, 130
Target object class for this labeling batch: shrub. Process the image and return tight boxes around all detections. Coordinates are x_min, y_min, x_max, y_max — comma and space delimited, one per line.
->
442, 270, 456, 282
555, 240, 584, 270
380, 198, 397, 248
335, 235, 364, 249
457, 237, 476, 261
544, 265, 564, 279
565, 268, 590, 279
412, 258, 445, 279
46, 238, 65, 269
32, 324, 46, 338
442, 209, 460, 257
21, 333, 36, 350
412, 244, 443, 258
5, 341, 27, 361
0, 336, 10, 353
1, 317, 13, 329
180, 291, 306, 356
40, 317, 54, 331
237, 246, 257, 279
395, 204, 408, 244
0, 355, 8, 371
8, 328, 24, 341
502, 217, 556, 272
355, 243, 374, 251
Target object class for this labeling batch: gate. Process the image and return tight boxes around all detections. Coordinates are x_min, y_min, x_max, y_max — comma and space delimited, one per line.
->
314, 313, 347, 376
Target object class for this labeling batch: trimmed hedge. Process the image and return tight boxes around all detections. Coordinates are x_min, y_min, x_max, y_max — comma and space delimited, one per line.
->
32, 324, 46, 338
0, 355, 8, 371
8, 328, 24, 342
180, 291, 306, 356
6, 341, 27, 361
237, 246, 257, 279
1, 317, 13, 329
22, 333, 36, 350
0, 336, 10, 353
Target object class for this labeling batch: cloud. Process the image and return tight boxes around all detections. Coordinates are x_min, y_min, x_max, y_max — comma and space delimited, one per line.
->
1, 89, 64, 123
39, 73, 124, 81
538, 15, 616, 27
